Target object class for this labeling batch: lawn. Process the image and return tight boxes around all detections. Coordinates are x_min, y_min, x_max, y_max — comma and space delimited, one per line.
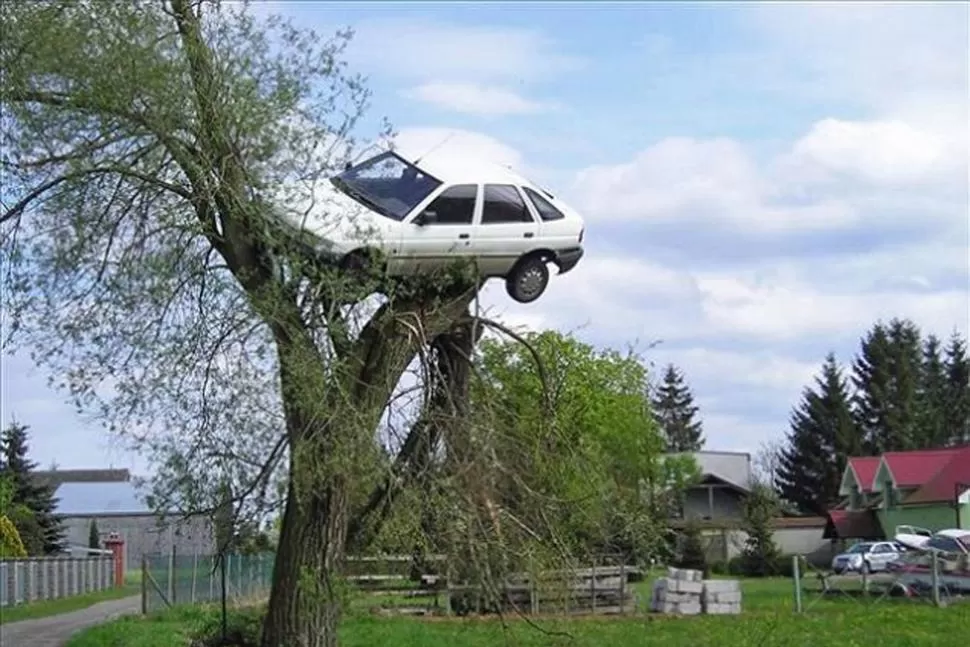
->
0, 583, 141, 624
65, 575, 970, 647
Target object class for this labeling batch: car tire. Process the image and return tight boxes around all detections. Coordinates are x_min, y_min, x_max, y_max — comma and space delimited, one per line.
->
506, 255, 550, 304
340, 248, 384, 279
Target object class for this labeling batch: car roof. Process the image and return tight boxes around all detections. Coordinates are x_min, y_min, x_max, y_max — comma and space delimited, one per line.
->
937, 529, 970, 540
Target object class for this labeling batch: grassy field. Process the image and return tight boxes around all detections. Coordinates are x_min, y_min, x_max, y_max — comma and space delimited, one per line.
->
0, 583, 141, 624
64, 576, 970, 647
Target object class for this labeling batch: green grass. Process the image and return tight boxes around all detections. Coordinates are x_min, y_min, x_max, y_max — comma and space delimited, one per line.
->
0, 584, 140, 625
65, 577, 970, 647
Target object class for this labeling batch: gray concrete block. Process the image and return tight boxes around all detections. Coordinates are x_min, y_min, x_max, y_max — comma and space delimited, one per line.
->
670, 579, 703, 594
702, 579, 741, 593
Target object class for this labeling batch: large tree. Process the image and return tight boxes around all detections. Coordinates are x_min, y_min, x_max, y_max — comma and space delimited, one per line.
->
0, 422, 66, 554
943, 332, 970, 445
852, 319, 923, 453
652, 363, 704, 452
1, 3, 508, 645
775, 353, 859, 516
917, 334, 949, 448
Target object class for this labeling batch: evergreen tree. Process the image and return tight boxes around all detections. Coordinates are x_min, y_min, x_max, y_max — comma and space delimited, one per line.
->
852, 319, 923, 452
88, 519, 101, 550
943, 332, 970, 445
0, 422, 66, 554
917, 334, 949, 448
775, 353, 860, 516
739, 483, 782, 577
675, 520, 708, 574
652, 364, 704, 452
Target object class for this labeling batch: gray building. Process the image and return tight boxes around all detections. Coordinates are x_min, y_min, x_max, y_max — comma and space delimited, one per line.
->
676, 451, 753, 521
35, 469, 215, 573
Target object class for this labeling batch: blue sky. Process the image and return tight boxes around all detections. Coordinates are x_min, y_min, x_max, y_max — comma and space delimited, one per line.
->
2, 1, 968, 473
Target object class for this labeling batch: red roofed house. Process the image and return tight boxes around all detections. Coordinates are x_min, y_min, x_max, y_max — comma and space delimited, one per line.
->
826, 446, 970, 542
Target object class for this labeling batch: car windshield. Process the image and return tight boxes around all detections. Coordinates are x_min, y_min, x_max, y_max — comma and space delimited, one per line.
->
332, 151, 442, 221
847, 543, 873, 554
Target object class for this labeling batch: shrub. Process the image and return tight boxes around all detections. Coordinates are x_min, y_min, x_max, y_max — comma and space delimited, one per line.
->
0, 514, 27, 558
191, 605, 265, 647
674, 521, 708, 574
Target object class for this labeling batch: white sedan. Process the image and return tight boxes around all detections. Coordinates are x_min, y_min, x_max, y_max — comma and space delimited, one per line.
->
276, 150, 586, 303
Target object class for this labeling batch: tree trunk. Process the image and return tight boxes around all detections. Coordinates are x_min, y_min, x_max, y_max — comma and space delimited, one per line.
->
261, 473, 347, 647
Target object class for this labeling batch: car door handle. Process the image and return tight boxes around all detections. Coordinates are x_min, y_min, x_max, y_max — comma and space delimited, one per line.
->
458, 233, 469, 239
524, 232, 534, 238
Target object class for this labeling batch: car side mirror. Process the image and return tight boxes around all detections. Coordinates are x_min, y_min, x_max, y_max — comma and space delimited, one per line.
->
417, 210, 437, 226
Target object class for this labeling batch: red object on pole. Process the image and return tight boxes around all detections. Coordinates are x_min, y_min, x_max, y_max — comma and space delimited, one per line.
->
103, 532, 126, 588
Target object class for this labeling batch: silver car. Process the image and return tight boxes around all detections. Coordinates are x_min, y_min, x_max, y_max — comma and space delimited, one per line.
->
831, 541, 904, 574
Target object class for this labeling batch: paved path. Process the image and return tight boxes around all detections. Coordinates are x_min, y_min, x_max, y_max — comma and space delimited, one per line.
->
1, 595, 142, 647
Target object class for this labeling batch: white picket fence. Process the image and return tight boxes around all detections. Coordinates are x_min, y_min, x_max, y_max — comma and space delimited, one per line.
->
0, 553, 116, 607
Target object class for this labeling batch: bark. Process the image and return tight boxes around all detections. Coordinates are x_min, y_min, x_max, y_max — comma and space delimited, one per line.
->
261, 293, 476, 647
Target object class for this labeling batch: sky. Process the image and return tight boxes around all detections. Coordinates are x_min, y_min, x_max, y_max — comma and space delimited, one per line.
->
2, 1, 968, 474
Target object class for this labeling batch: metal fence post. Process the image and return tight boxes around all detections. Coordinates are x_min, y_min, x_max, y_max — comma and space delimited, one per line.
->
168, 545, 176, 606
191, 552, 198, 604
792, 555, 803, 613
931, 553, 941, 607
141, 556, 148, 615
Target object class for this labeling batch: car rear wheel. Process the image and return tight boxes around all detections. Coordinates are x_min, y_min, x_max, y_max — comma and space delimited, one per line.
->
506, 255, 550, 303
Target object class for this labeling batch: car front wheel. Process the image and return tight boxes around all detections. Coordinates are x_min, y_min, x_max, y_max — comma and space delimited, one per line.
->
506, 255, 550, 304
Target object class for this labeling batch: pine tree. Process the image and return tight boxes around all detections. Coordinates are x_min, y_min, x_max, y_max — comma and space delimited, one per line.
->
943, 332, 970, 445
0, 422, 66, 554
88, 519, 101, 550
775, 353, 860, 516
739, 483, 782, 577
652, 364, 704, 452
852, 319, 923, 452
917, 334, 949, 448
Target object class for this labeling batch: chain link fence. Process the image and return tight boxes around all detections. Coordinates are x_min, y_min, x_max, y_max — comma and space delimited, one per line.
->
791, 552, 967, 613
141, 551, 274, 614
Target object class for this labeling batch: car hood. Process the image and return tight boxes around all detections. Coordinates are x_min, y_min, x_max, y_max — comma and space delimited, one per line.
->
273, 179, 397, 251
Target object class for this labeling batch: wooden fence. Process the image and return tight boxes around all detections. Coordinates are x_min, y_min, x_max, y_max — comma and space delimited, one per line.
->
0, 554, 116, 607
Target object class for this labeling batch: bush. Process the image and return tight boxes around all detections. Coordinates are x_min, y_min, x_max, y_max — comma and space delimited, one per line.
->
674, 522, 708, 575
0, 514, 27, 558
190, 605, 264, 647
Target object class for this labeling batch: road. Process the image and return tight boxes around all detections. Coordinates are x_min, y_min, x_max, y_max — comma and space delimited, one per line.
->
0, 595, 141, 647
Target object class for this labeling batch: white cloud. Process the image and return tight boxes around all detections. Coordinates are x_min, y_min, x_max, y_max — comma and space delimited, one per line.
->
745, 4, 968, 112
404, 82, 552, 116
651, 348, 819, 395
393, 127, 527, 172
787, 119, 950, 186
344, 19, 582, 83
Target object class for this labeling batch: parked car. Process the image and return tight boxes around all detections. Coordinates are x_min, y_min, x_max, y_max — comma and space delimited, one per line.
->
830, 541, 905, 574
274, 149, 586, 304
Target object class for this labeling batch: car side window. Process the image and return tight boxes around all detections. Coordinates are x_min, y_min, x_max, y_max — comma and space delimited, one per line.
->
423, 184, 477, 225
523, 187, 565, 222
482, 184, 534, 224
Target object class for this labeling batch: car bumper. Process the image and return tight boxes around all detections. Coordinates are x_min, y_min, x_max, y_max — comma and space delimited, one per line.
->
556, 246, 584, 274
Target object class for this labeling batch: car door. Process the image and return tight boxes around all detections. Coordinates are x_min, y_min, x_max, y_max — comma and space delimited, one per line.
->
394, 184, 478, 274
871, 543, 895, 570
472, 184, 540, 277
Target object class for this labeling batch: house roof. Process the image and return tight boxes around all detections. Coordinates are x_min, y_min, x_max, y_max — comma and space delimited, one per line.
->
33, 469, 131, 488
903, 446, 970, 505
880, 447, 963, 489
824, 509, 884, 540
848, 457, 882, 492
688, 451, 752, 493
54, 481, 151, 516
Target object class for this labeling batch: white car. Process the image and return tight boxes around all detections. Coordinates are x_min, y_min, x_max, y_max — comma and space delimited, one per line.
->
276, 149, 586, 303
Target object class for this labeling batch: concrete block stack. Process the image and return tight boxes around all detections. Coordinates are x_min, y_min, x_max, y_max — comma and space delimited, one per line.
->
649, 567, 703, 615
701, 578, 742, 615
649, 568, 743, 616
